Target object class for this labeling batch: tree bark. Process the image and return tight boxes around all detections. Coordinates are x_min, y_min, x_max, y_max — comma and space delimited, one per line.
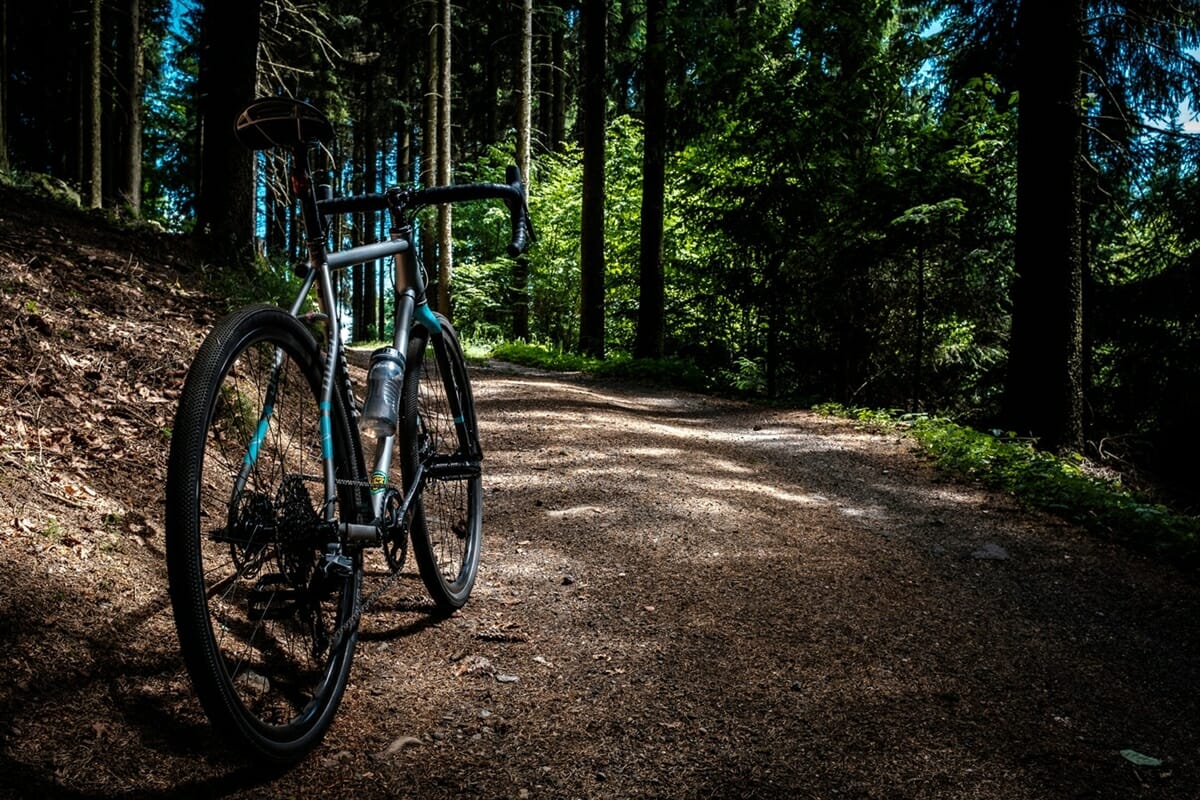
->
422, 0, 440, 308
85, 0, 103, 209
121, 0, 143, 214
511, 0, 533, 340
0, 0, 10, 174
1003, 0, 1085, 452
195, 0, 262, 267
351, 120, 365, 340
362, 72, 378, 342
634, 0, 666, 359
550, 7, 567, 152
578, 0, 607, 358
436, 0, 454, 318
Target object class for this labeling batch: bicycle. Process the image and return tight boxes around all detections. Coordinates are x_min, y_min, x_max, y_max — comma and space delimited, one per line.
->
164, 97, 533, 763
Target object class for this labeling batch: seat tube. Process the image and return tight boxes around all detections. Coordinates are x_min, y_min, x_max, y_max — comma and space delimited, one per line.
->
290, 144, 342, 521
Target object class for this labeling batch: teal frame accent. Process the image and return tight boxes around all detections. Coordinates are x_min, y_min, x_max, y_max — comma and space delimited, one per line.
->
319, 401, 334, 459
244, 408, 274, 466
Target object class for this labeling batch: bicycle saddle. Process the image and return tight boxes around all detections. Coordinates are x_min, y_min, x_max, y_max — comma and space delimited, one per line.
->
234, 98, 334, 150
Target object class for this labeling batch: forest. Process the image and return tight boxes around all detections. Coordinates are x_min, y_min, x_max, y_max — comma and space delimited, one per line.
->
2, 0, 1200, 508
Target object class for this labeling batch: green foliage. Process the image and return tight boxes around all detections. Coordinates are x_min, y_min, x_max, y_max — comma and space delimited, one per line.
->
452, 117, 652, 354
201, 256, 310, 312
142, 3, 201, 230
27, 0, 1194, 511
659, 1, 1019, 411
721, 356, 767, 395
817, 404, 1200, 564
489, 342, 600, 372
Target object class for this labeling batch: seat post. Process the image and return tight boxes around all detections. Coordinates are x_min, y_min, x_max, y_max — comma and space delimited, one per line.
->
290, 145, 329, 276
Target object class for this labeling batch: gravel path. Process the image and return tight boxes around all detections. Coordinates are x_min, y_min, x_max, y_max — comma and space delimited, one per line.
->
2, 364, 1199, 799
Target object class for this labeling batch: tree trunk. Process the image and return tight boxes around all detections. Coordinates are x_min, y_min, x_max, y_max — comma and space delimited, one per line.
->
265, 153, 288, 256
0, 0, 10, 174
537, 8, 552, 154
1003, 0, 1085, 452
195, 0, 262, 268
578, 0, 607, 358
483, 21, 500, 148
121, 0, 143, 214
634, 0, 666, 359
516, 0, 532, 184
422, 0, 440, 307
436, 0, 454, 318
550, 7, 567, 152
351, 121, 365, 341
397, 103, 412, 186
511, 0, 533, 340
85, 0, 103, 209
362, 73, 378, 342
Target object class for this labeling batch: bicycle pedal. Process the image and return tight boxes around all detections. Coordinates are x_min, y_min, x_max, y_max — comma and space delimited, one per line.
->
247, 574, 303, 620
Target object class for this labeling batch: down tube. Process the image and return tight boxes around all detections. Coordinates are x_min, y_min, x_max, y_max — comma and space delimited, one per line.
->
365, 289, 418, 519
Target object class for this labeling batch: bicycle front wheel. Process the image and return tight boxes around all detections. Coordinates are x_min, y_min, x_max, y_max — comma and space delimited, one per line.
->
165, 304, 365, 764
400, 313, 483, 612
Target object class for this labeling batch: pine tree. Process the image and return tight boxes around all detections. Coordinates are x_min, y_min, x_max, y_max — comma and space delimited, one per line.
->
512, 0, 533, 340
121, 0, 144, 214
579, 0, 607, 358
0, 0, 9, 174
86, 0, 103, 209
436, 0, 454, 317
195, 0, 262, 266
634, 0, 667, 359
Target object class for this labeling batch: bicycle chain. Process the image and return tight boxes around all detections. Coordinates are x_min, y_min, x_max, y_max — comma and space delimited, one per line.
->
322, 475, 407, 658
326, 557, 406, 657
286, 472, 407, 656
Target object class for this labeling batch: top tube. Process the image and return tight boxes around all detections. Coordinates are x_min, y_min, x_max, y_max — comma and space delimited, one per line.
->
325, 238, 410, 272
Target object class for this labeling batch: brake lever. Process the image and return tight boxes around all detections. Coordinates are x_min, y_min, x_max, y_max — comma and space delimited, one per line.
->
505, 165, 534, 257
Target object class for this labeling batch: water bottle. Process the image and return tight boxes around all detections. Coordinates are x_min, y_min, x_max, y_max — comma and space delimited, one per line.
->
360, 347, 405, 437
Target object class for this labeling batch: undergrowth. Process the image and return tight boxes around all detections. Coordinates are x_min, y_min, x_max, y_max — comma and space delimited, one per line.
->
489, 342, 709, 391
816, 404, 1199, 568
203, 256, 310, 311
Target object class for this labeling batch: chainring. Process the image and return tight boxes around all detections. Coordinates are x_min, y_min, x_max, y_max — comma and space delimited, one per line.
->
381, 487, 408, 572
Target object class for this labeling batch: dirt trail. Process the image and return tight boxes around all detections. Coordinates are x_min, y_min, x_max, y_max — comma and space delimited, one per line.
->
1, 192, 1198, 798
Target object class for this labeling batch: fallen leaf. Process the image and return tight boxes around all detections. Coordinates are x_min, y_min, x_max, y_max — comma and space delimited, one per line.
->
381, 736, 421, 756
1120, 749, 1163, 767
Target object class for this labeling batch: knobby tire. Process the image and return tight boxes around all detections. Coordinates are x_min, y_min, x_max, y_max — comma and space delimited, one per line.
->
400, 314, 483, 612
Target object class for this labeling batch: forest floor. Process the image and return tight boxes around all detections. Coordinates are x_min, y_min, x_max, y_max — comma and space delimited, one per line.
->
1, 187, 1199, 800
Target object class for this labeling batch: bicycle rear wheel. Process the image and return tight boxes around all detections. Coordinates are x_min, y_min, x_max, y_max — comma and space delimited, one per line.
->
165, 304, 366, 764
400, 314, 483, 611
